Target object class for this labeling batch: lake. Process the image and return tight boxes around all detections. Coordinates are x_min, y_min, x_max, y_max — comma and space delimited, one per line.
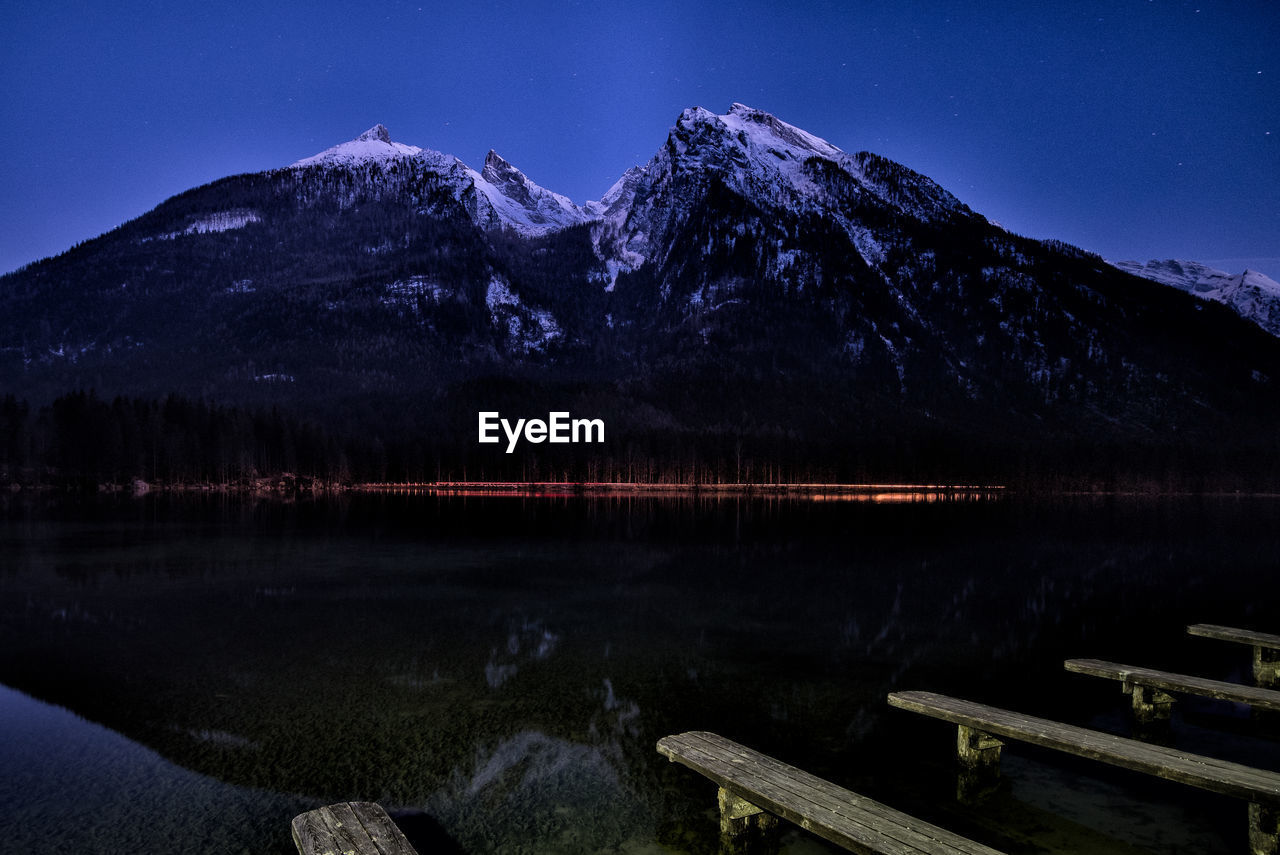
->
2, 492, 1279, 854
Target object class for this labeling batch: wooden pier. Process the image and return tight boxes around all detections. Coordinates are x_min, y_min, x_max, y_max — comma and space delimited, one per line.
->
292, 621, 1280, 854
657, 730, 1006, 854
888, 690, 1280, 803
291, 802, 418, 855
1189, 624, 1280, 689
888, 690, 1280, 853
1065, 658, 1280, 721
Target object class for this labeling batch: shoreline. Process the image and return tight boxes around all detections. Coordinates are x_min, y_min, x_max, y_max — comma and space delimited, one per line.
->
12, 479, 1280, 499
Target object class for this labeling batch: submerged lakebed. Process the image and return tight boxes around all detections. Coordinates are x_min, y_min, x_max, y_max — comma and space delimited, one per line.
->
2, 492, 1279, 854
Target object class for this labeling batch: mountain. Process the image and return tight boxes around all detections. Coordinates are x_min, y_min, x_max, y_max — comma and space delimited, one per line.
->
291, 123, 425, 167
3, 106, 1280, 487
293, 124, 593, 236
473, 150, 593, 236
1112, 259, 1280, 338
593, 103, 967, 273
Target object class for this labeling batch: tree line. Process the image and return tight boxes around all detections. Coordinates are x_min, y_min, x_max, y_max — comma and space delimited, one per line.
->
0, 391, 355, 488
4, 389, 1280, 493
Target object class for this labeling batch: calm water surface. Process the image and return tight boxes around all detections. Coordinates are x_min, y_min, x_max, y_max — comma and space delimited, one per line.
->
2, 493, 1279, 854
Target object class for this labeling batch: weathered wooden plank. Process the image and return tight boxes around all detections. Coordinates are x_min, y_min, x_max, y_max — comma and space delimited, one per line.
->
1065, 658, 1280, 712
658, 731, 1007, 855
1189, 624, 1280, 689
887, 691, 1280, 805
1189, 625, 1280, 650
291, 801, 419, 855
667, 736, 982, 855
665, 739, 987, 855
665, 736, 924, 854
666, 733, 961, 842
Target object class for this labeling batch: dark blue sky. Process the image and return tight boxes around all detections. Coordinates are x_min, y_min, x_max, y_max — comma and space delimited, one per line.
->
3, 0, 1277, 278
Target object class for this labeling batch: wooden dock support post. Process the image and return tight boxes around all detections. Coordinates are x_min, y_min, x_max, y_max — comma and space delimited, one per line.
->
1125, 681, 1175, 724
717, 787, 778, 854
1250, 802, 1279, 855
1256, 648, 1280, 690
956, 725, 1003, 802
957, 725, 1003, 771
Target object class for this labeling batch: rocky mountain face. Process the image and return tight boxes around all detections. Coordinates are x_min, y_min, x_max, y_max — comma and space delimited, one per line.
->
1112, 259, 1280, 338
3, 106, 1279, 484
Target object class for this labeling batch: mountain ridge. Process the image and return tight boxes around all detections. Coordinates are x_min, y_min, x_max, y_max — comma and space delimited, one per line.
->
1111, 259, 1280, 338
3, 104, 1279, 486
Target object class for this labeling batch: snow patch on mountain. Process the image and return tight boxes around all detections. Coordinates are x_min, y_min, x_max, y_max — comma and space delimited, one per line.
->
846, 223, 887, 266
186, 210, 260, 233
1114, 259, 1280, 337
1112, 259, 1232, 293
153, 210, 260, 241
588, 166, 646, 225
599, 258, 634, 292
722, 102, 844, 159
383, 277, 455, 306
486, 276, 563, 351
485, 277, 520, 313
292, 124, 424, 167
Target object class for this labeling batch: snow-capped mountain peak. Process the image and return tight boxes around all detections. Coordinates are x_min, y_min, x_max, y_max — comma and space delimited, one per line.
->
720, 102, 845, 160
662, 103, 842, 191
467, 151, 594, 237
589, 103, 853, 265
288, 127, 593, 236
291, 124, 424, 167
588, 103, 970, 276
356, 124, 393, 144
481, 150, 520, 183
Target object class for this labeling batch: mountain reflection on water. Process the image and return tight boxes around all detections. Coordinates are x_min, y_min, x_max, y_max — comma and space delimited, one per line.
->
2, 492, 1279, 854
